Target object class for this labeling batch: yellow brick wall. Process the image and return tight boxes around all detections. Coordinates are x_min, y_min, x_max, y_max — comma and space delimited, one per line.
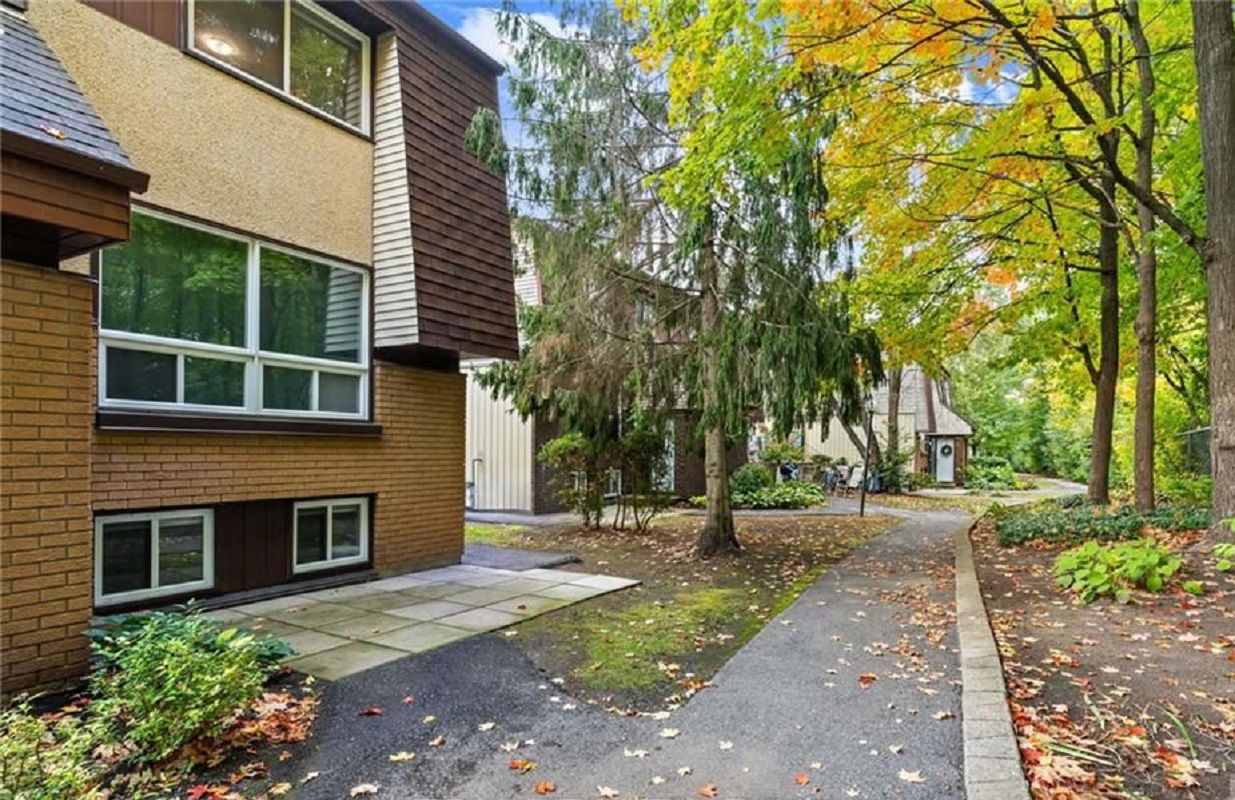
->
1, 260, 466, 695
92, 364, 466, 573
1, 262, 96, 694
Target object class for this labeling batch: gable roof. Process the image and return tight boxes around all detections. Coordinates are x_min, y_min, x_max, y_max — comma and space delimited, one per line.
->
0, 7, 147, 190
870, 365, 973, 437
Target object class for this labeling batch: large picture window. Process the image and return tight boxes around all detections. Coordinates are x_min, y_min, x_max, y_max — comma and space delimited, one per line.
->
99, 211, 369, 419
189, 0, 369, 132
293, 497, 369, 573
95, 509, 215, 605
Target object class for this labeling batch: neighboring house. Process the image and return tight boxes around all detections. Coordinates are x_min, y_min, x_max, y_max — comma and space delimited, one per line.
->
802, 366, 974, 486
0, 0, 517, 694
463, 254, 744, 513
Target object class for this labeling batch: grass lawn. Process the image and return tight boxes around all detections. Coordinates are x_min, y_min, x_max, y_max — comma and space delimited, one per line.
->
468, 513, 899, 712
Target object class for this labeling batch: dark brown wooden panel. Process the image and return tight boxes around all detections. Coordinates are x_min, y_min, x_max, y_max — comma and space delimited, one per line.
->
215, 499, 293, 593
84, 0, 182, 48
367, 3, 519, 361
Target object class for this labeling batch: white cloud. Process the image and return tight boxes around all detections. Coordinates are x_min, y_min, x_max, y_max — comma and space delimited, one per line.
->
456, 7, 568, 69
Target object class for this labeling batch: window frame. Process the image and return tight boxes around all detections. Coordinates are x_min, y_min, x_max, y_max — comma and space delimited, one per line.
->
94, 508, 216, 606
186, 0, 371, 135
292, 496, 370, 574
98, 208, 370, 421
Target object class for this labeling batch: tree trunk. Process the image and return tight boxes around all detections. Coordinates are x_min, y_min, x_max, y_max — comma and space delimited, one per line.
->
887, 366, 903, 457
1128, 0, 1157, 512
1192, 0, 1235, 535
1089, 175, 1120, 506
696, 230, 739, 557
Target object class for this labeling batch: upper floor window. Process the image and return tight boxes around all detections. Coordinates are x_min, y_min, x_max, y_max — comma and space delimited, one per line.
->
189, 0, 370, 133
99, 210, 369, 419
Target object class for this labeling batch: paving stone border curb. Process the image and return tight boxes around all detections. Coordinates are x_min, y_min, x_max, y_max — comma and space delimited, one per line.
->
954, 521, 1032, 800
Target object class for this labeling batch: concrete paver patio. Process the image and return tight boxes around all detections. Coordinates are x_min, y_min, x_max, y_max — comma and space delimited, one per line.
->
205, 565, 638, 680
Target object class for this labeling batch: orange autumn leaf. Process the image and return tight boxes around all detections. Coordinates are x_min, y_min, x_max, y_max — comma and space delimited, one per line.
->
533, 781, 557, 795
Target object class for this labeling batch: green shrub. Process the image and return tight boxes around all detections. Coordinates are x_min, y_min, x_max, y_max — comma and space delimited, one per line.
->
0, 701, 104, 799
759, 440, 804, 466
966, 454, 1018, 490
1156, 473, 1213, 507
88, 610, 288, 762
907, 471, 938, 490
994, 502, 1211, 547
1054, 539, 1201, 604
730, 463, 774, 495
733, 480, 826, 510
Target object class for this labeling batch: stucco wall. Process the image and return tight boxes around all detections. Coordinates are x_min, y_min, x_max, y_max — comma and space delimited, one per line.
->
31, 0, 373, 265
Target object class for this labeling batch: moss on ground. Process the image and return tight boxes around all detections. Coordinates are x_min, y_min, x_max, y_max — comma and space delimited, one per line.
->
464, 524, 532, 547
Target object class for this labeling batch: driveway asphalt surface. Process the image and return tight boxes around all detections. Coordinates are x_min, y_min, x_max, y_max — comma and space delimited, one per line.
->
278, 508, 970, 799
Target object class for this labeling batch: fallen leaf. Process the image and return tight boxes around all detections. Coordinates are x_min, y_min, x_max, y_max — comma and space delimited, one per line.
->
478, 722, 496, 731
509, 758, 537, 773
898, 770, 925, 783
500, 741, 519, 752
422, 715, 436, 724
267, 782, 292, 796
388, 751, 415, 763
650, 776, 666, 785
660, 728, 681, 739
718, 740, 733, 750
401, 695, 416, 704
889, 745, 903, 755
858, 673, 878, 690
697, 783, 718, 797
624, 747, 650, 758
597, 787, 620, 798
300, 772, 319, 784
794, 773, 810, 786
358, 707, 384, 716
350, 784, 379, 796
677, 766, 692, 776
931, 710, 954, 721
428, 735, 446, 748
533, 781, 556, 795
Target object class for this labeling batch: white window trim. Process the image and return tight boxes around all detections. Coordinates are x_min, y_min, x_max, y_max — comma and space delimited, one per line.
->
293, 496, 370, 573
186, 0, 371, 135
99, 207, 370, 421
95, 509, 216, 606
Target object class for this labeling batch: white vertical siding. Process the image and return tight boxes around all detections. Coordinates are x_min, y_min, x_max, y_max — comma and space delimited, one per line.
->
463, 360, 535, 511
804, 412, 917, 463
371, 32, 419, 348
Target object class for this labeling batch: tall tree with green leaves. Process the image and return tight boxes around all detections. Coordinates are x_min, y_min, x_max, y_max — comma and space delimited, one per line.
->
473, 0, 882, 556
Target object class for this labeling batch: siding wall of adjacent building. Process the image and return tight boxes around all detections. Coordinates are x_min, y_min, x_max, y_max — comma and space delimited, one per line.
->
463, 362, 534, 512
804, 413, 918, 464
1, 262, 96, 694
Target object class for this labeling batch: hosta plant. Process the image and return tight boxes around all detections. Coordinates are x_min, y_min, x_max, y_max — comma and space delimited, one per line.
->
1054, 539, 1202, 604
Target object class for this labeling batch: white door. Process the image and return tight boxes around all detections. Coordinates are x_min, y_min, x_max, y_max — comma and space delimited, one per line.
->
935, 438, 955, 484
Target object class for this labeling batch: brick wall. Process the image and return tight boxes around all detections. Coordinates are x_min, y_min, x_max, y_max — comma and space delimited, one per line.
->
92, 364, 466, 574
672, 410, 748, 499
1, 260, 466, 695
1, 262, 95, 694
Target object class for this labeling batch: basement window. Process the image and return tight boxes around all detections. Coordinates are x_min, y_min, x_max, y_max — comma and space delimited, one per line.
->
189, 0, 370, 133
293, 497, 369, 573
95, 509, 215, 605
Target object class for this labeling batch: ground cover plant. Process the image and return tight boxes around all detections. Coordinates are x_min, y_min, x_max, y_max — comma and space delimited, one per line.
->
0, 608, 315, 800
466, 513, 897, 711
1054, 538, 1203, 604
993, 499, 1211, 547
689, 464, 828, 510
970, 511, 1233, 798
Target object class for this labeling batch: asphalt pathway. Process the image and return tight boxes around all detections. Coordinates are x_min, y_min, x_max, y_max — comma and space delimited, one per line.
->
279, 507, 971, 799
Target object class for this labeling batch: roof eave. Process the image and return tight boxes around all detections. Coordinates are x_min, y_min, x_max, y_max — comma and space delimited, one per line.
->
1, 130, 150, 193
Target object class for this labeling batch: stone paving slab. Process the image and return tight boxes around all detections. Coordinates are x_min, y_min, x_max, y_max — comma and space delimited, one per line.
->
221, 564, 639, 680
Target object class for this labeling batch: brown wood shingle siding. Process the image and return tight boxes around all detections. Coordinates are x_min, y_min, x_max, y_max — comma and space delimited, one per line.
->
383, 11, 518, 360
83, 0, 182, 47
